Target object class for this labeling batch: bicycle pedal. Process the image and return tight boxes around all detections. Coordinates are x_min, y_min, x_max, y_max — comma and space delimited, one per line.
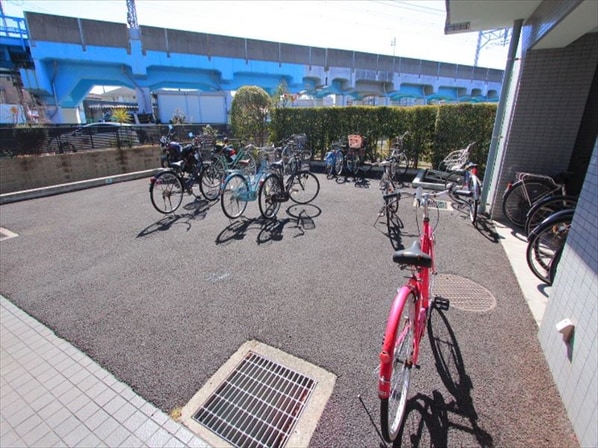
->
433, 296, 450, 311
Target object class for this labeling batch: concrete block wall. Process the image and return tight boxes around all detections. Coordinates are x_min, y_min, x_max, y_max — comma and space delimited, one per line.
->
539, 139, 598, 448
0, 147, 161, 194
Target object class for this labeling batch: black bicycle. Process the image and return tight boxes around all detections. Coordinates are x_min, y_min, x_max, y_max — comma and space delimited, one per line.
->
149, 144, 211, 214
258, 154, 320, 219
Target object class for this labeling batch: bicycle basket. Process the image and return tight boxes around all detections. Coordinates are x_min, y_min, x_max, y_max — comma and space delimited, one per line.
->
348, 134, 364, 149
438, 148, 469, 172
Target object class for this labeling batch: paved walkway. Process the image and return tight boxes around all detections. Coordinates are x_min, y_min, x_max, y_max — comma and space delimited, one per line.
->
0, 175, 556, 447
1, 296, 209, 448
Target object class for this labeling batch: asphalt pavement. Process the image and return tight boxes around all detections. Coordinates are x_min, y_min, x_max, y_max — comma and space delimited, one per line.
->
0, 171, 578, 447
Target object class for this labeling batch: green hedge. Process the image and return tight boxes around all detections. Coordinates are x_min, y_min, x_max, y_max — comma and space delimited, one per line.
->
270, 103, 496, 178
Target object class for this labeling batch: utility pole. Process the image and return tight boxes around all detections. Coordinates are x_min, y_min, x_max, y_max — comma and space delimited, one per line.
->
474, 29, 510, 66
126, 0, 139, 31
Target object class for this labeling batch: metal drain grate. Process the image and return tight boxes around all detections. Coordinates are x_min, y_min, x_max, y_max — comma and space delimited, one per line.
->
193, 351, 317, 448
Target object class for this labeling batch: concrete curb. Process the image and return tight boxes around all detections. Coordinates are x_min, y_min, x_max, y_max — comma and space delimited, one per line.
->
0, 170, 157, 205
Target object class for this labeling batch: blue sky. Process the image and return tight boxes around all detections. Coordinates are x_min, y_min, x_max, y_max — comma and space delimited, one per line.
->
2, 0, 509, 69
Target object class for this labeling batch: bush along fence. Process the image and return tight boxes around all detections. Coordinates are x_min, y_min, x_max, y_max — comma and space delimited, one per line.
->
1, 104, 496, 179
270, 103, 497, 178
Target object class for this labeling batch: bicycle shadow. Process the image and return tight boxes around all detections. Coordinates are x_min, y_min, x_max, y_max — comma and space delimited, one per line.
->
215, 204, 322, 245
387, 308, 493, 447
375, 211, 418, 252
448, 202, 501, 243
137, 198, 214, 237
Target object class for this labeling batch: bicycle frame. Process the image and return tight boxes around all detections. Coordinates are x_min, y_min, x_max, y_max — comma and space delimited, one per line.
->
378, 192, 435, 399
379, 185, 458, 392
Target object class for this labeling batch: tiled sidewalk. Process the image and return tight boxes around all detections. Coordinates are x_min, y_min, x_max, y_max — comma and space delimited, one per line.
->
0, 295, 210, 447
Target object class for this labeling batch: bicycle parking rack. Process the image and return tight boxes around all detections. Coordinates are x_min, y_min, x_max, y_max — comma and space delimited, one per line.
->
412, 168, 453, 190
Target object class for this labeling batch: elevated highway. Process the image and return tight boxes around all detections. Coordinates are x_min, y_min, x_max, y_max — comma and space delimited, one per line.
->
1, 12, 503, 119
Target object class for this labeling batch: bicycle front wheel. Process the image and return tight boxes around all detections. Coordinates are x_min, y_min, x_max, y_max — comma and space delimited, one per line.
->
468, 176, 482, 224
258, 173, 283, 219
391, 153, 409, 178
524, 195, 578, 236
334, 151, 344, 176
380, 293, 415, 443
221, 173, 249, 219
502, 180, 554, 228
526, 210, 573, 284
287, 171, 320, 204
150, 171, 183, 214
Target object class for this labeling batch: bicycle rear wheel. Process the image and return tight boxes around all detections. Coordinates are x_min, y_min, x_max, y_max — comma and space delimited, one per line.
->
380, 293, 415, 443
502, 179, 554, 228
524, 195, 578, 236
258, 173, 282, 219
526, 209, 573, 284
149, 171, 183, 214
199, 163, 223, 201
287, 171, 320, 204
221, 173, 249, 219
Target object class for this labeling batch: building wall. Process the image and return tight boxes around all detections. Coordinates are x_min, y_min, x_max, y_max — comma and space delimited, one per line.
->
487, 23, 598, 448
539, 140, 598, 448
488, 33, 598, 220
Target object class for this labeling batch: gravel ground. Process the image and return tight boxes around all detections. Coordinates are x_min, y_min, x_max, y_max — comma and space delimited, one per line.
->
0, 172, 578, 447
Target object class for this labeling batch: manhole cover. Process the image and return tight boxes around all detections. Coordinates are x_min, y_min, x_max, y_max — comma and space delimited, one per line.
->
433, 274, 497, 312
181, 340, 336, 448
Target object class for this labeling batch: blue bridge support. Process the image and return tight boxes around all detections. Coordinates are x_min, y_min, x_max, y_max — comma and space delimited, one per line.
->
1, 11, 503, 122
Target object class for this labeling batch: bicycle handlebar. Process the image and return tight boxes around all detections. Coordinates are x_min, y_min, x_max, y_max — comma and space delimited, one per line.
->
383, 185, 456, 205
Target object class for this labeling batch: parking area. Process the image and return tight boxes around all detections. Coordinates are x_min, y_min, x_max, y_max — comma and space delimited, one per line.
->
0, 174, 577, 447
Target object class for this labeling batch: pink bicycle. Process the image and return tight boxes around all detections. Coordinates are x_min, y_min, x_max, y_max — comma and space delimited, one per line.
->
378, 185, 462, 442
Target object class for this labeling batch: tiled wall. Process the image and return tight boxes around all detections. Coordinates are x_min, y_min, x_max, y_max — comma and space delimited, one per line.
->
522, 0, 581, 51
539, 140, 598, 448
488, 33, 598, 220
487, 13, 598, 446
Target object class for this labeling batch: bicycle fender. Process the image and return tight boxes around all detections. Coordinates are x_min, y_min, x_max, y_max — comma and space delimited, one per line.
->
378, 285, 414, 399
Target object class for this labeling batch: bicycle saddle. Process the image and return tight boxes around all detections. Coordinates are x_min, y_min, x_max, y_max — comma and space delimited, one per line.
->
393, 240, 432, 268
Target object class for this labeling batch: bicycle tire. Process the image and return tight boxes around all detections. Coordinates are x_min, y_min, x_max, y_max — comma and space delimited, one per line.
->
185, 166, 202, 199
221, 173, 249, 219
468, 175, 481, 224
524, 195, 578, 236
526, 209, 573, 284
325, 159, 335, 179
549, 245, 563, 285
258, 173, 282, 219
149, 170, 184, 214
287, 171, 320, 204
238, 153, 257, 177
199, 163, 223, 201
391, 153, 409, 178
502, 179, 554, 228
380, 292, 416, 443
359, 155, 373, 174
385, 191, 399, 216
335, 151, 344, 177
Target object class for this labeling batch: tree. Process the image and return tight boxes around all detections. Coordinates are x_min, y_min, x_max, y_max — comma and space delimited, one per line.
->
110, 108, 132, 124
230, 86, 271, 145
